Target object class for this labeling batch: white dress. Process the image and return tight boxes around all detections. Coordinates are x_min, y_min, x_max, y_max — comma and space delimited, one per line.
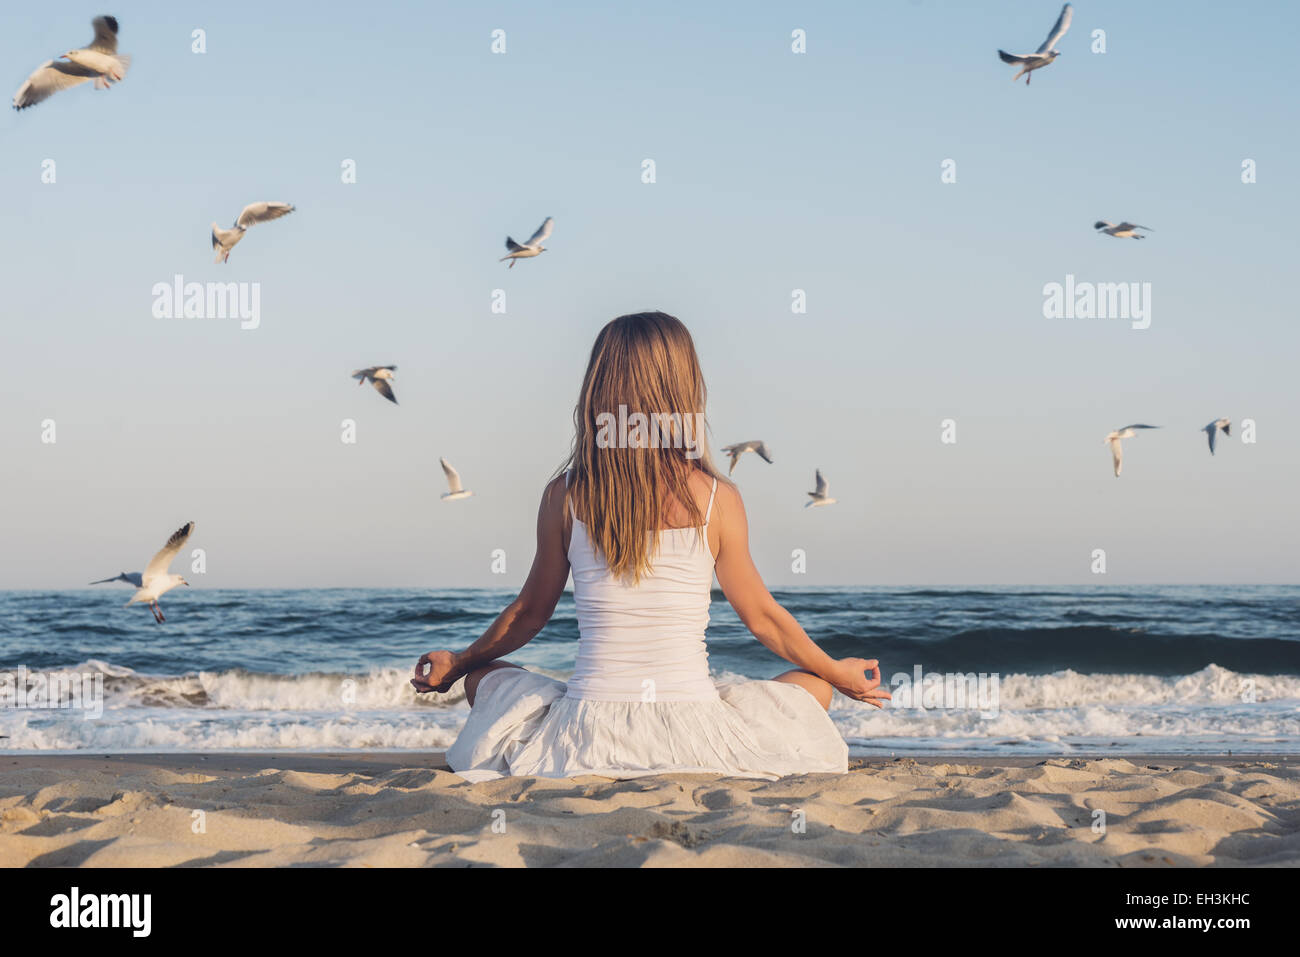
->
445, 476, 849, 781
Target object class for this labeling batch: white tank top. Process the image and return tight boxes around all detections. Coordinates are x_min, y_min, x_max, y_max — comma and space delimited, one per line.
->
564, 472, 720, 702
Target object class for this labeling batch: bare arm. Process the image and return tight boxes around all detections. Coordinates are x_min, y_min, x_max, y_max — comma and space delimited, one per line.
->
712, 482, 889, 707
411, 476, 570, 694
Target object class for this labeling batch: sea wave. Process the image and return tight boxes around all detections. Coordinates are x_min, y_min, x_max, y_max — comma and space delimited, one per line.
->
1, 662, 1296, 753
805, 626, 1300, 675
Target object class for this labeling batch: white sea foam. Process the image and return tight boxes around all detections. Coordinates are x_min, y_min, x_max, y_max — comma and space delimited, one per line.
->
0, 710, 465, 752
1, 663, 1296, 753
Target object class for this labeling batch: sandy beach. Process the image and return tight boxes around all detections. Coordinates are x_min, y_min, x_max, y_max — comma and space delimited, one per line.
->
1, 753, 1295, 867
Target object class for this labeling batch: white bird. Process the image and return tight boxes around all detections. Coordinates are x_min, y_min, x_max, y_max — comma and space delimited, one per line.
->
805, 469, 837, 508
500, 217, 553, 267
1202, 418, 1231, 455
13, 16, 131, 111
721, 440, 773, 476
998, 3, 1072, 85
1105, 424, 1160, 477
211, 202, 295, 264
91, 522, 195, 623
1095, 221, 1153, 239
440, 458, 474, 501
351, 366, 398, 404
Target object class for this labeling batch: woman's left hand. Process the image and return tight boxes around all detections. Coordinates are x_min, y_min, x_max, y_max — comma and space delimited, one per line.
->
827, 658, 892, 708
410, 650, 464, 694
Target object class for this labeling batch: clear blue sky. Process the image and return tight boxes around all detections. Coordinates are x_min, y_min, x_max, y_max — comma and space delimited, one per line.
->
1, 1, 1296, 588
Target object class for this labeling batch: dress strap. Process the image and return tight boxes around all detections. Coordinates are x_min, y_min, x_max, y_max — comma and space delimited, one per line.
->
704, 477, 718, 524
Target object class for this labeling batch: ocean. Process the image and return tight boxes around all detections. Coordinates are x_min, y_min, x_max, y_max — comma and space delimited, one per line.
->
1, 586, 1297, 755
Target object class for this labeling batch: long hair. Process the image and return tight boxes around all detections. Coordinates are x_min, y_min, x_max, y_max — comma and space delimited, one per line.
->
562, 312, 726, 583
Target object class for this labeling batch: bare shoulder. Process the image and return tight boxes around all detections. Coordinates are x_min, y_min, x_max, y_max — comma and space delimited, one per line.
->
538, 474, 572, 554
541, 473, 568, 514
710, 476, 745, 527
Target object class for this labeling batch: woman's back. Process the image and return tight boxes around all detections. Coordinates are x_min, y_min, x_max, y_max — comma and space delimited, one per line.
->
565, 474, 719, 702
432, 311, 871, 782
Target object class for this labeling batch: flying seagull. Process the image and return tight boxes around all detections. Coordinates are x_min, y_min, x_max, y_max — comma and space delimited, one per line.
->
998, 3, 1072, 85
1105, 424, 1159, 477
1202, 418, 1231, 455
440, 458, 474, 501
1095, 221, 1153, 239
352, 366, 397, 404
13, 15, 132, 111
805, 469, 837, 508
500, 217, 553, 268
91, 521, 195, 623
211, 202, 295, 264
721, 440, 773, 476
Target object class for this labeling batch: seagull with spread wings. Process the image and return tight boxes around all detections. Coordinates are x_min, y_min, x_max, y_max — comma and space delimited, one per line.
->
211, 202, 295, 263
13, 16, 132, 111
440, 458, 474, 501
352, 366, 398, 404
805, 470, 837, 509
91, 522, 195, 623
1202, 418, 1231, 455
1105, 425, 1159, 478
500, 217, 554, 267
1095, 221, 1153, 239
998, 3, 1072, 85
721, 441, 774, 476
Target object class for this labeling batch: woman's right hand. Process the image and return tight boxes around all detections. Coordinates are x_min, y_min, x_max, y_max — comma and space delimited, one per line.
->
827, 658, 892, 708
410, 650, 464, 694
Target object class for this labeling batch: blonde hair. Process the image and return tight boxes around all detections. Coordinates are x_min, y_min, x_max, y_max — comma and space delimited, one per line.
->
562, 312, 725, 583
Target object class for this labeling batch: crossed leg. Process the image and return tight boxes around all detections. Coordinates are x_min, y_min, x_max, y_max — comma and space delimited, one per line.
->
462, 661, 525, 707
772, 669, 834, 711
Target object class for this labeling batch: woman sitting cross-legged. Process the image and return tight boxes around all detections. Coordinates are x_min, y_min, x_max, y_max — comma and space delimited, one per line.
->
410, 311, 889, 780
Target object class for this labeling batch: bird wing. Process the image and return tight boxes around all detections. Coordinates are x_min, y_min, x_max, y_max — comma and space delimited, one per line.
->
1119, 424, 1159, 431
754, 442, 773, 464
1109, 437, 1123, 476
813, 470, 828, 496
351, 367, 375, 380
372, 378, 398, 404
236, 202, 294, 229
440, 457, 464, 493
12, 59, 99, 110
998, 50, 1031, 64
88, 15, 120, 54
90, 572, 143, 586
1116, 223, 1151, 231
143, 522, 195, 583
1036, 3, 1073, 53
504, 237, 525, 253
526, 217, 554, 246
1205, 424, 1217, 455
